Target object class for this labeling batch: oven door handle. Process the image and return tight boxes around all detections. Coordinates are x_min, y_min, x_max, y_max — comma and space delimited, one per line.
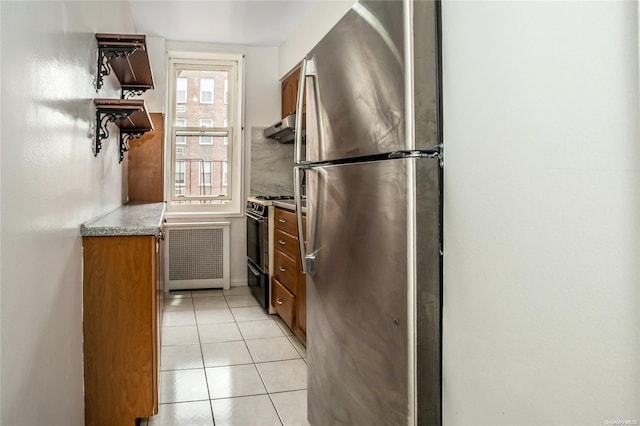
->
248, 261, 262, 277
246, 211, 265, 222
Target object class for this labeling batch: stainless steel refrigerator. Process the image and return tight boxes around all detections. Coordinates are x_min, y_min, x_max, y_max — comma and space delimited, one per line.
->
292, 1, 442, 424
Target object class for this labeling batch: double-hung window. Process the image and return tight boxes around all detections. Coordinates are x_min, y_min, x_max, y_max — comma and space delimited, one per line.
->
167, 53, 244, 214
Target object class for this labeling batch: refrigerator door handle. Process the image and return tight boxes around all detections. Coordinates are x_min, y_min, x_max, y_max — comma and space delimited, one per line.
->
294, 58, 307, 164
294, 165, 308, 273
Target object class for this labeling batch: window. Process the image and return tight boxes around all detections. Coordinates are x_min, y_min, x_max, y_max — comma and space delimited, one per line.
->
199, 119, 213, 145
176, 78, 187, 103
199, 161, 212, 186
200, 78, 214, 104
167, 53, 243, 214
175, 119, 186, 145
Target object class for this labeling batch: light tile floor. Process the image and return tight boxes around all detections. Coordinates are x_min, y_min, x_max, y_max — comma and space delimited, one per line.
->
142, 287, 309, 426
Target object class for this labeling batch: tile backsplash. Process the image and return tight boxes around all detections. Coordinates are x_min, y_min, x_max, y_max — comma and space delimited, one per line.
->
250, 127, 294, 196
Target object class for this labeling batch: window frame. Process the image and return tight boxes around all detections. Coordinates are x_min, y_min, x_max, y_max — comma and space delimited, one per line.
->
165, 52, 245, 217
222, 161, 228, 187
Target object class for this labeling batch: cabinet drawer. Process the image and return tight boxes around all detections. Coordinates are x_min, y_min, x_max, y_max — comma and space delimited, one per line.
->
274, 228, 299, 260
272, 278, 295, 330
273, 249, 298, 295
274, 208, 297, 235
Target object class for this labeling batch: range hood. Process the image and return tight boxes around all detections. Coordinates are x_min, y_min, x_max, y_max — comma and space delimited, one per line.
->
263, 113, 300, 143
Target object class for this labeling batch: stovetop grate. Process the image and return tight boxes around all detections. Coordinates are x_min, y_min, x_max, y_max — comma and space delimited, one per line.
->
253, 195, 295, 201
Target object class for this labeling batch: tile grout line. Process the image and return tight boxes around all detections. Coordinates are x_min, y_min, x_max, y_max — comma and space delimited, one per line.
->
235, 299, 285, 426
159, 289, 306, 425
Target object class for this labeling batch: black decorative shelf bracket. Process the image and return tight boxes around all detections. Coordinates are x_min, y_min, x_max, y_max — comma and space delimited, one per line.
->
95, 109, 135, 157
96, 45, 140, 90
122, 88, 148, 99
119, 131, 145, 163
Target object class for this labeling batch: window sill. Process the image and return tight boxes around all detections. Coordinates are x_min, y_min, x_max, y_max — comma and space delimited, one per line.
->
164, 211, 245, 221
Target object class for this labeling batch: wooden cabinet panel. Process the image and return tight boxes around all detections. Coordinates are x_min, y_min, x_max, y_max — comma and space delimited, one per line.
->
83, 235, 160, 426
274, 207, 298, 236
274, 228, 299, 260
128, 113, 164, 203
272, 278, 295, 329
273, 207, 306, 345
273, 249, 298, 295
281, 65, 306, 119
282, 71, 297, 119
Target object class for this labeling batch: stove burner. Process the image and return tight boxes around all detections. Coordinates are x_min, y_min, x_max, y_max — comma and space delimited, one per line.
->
254, 195, 295, 201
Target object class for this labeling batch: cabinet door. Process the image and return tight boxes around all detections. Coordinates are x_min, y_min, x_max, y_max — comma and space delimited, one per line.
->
281, 72, 298, 118
83, 235, 157, 426
128, 113, 164, 202
273, 249, 298, 295
275, 228, 299, 260
272, 277, 296, 330
274, 207, 298, 236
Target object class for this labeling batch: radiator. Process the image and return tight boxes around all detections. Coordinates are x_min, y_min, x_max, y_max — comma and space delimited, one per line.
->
164, 221, 230, 291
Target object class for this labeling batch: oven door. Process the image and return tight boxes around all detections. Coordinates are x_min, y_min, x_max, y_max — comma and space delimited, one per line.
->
247, 259, 269, 309
246, 211, 264, 269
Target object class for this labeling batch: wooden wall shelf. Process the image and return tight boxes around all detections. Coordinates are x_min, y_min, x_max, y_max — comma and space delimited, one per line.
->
96, 33, 155, 98
94, 99, 154, 163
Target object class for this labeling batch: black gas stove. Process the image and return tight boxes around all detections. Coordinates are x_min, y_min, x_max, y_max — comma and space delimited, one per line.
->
246, 194, 294, 310
246, 195, 294, 217
254, 195, 294, 201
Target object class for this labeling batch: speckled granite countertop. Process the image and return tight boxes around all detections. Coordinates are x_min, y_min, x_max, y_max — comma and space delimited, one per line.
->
80, 202, 166, 237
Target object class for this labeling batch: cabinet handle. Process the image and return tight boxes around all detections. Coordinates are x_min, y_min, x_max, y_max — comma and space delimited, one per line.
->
278, 240, 286, 245
278, 219, 287, 223
279, 267, 286, 272
276, 298, 284, 305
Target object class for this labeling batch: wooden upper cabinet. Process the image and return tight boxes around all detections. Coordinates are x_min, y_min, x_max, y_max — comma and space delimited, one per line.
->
281, 65, 306, 119
281, 70, 297, 118
128, 113, 164, 203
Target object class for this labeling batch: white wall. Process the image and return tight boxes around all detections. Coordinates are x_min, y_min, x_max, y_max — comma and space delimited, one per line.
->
142, 36, 166, 113
442, 1, 640, 424
278, 0, 353, 78
0, 1, 135, 424
162, 40, 281, 286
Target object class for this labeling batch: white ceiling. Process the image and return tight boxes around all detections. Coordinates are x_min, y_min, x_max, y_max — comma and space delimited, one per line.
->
130, 0, 318, 47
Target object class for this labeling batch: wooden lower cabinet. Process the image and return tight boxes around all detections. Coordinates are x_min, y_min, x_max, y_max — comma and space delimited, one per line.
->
83, 234, 162, 426
272, 278, 296, 328
272, 207, 306, 344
